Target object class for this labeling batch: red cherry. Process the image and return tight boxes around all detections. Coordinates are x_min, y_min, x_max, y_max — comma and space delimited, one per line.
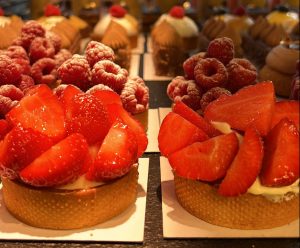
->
44, 4, 61, 17
109, 5, 127, 18
169, 6, 185, 19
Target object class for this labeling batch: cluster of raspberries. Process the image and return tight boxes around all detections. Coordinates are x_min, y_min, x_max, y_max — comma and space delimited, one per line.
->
0, 20, 72, 117
167, 37, 258, 112
57, 41, 149, 114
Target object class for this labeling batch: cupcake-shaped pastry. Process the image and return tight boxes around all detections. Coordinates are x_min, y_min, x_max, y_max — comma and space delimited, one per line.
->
290, 60, 299, 100
92, 5, 139, 49
0, 8, 24, 50
153, 6, 199, 51
159, 82, 299, 230
259, 40, 300, 97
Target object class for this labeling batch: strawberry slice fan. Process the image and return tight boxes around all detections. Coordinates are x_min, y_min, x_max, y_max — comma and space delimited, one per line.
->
159, 81, 299, 230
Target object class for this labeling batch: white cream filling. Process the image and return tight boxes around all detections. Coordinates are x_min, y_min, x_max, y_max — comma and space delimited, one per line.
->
0, 16, 11, 27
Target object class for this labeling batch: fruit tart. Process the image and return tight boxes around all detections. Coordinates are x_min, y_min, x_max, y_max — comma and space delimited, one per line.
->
159, 82, 299, 229
0, 84, 148, 230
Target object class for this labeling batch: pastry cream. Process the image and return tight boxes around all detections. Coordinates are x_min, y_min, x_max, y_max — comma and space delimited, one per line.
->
266, 10, 299, 33
0, 16, 11, 27
39, 16, 65, 29
155, 14, 198, 38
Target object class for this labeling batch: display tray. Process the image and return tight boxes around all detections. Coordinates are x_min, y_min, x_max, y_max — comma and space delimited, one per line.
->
145, 109, 159, 153
160, 156, 299, 238
0, 158, 149, 242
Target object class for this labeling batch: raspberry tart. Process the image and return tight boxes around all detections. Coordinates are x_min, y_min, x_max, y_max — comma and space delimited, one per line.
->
159, 82, 299, 229
0, 84, 148, 230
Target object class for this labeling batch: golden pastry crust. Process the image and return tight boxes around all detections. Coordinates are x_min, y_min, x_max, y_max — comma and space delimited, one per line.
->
1, 167, 138, 230
174, 173, 299, 230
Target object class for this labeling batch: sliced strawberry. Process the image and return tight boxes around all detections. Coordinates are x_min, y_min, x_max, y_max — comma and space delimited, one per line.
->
158, 112, 209, 157
0, 125, 55, 177
204, 82, 275, 136
168, 132, 239, 181
86, 120, 138, 180
0, 119, 10, 140
20, 133, 88, 187
218, 127, 264, 196
106, 103, 148, 157
260, 118, 299, 187
271, 101, 299, 130
172, 101, 221, 137
90, 90, 122, 106
65, 93, 110, 145
58, 84, 82, 109
6, 84, 66, 141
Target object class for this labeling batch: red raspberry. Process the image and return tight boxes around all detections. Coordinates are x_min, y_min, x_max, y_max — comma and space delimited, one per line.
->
86, 84, 114, 94
85, 41, 115, 67
0, 55, 22, 85
194, 58, 228, 90
167, 76, 203, 111
11, 37, 23, 47
17, 75, 35, 92
0, 95, 18, 118
200, 87, 231, 112
169, 6, 185, 19
54, 49, 72, 68
12, 58, 31, 75
226, 58, 257, 92
206, 37, 235, 65
0, 84, 24, 100
109, 5, 127, 18
29, 37, 55, 63
120, 76, 149, 114
46, 31, 61, 53
183, 52, 205, 80
31, 58, 57, 85
21, 21, 46, 50
6, 46, 28, 60
91, 60, 128, 93
57, 55, 91, 90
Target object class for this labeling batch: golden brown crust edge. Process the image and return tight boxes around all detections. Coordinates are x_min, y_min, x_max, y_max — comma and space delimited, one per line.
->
1, 167, 138, 230
174, 174, 299, 230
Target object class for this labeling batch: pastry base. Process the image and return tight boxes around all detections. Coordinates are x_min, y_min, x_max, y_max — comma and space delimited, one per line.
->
174, 174, 299, 230
1, 167, 138, 230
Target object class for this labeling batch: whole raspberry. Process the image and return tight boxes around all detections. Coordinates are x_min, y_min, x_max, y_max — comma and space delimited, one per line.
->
200, 87, 231, 112
31, 58, 57, 85
0, 95, 18, 118
194, 58, 228, 90
86, 84, 114, 94
16, 75, 35, 92
12, 58, 31, 75
85, 41, 115, 67
11, 37, 23, 47
0, 55, 22, 85
206, 37, 235, 65
6, 46, 28, 60
91, 60, 128, 93
29, 37, 55, 63
53, 84, 81, 99
226, 58, 257, 92
120, 76, 149, 114
167, 76, 203, 111
46, 31, 61, 53
58, 55, 91, 90
54, 49, 72, 68
21, 21, 46, 50
0, 84, 24, 100
183, 52, 205, 79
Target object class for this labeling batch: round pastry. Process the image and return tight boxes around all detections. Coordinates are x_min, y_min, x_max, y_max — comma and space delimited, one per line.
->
1, 166, 138, 230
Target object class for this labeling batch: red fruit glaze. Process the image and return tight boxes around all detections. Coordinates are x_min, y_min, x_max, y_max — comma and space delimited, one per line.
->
204, 81, 275, 136
65, 93, 110, 145
172, 101, 221, 137
271, 101, 299, 130
87, 120, 138, 180
0, 125, 54, 176
218, 127, 264, 196
106, 103, 147, 157
20, 133, 88, 187
0, 119, 10, 140
260, 118, 299, 187
6, 84, 66, 141
158, 112, 209, 157
168, 132, 239, 181
90, 89, 122, 106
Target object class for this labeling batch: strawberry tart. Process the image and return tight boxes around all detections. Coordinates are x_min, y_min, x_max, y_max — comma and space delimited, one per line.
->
159, 82, 299, 229
0, 83, 148, 229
